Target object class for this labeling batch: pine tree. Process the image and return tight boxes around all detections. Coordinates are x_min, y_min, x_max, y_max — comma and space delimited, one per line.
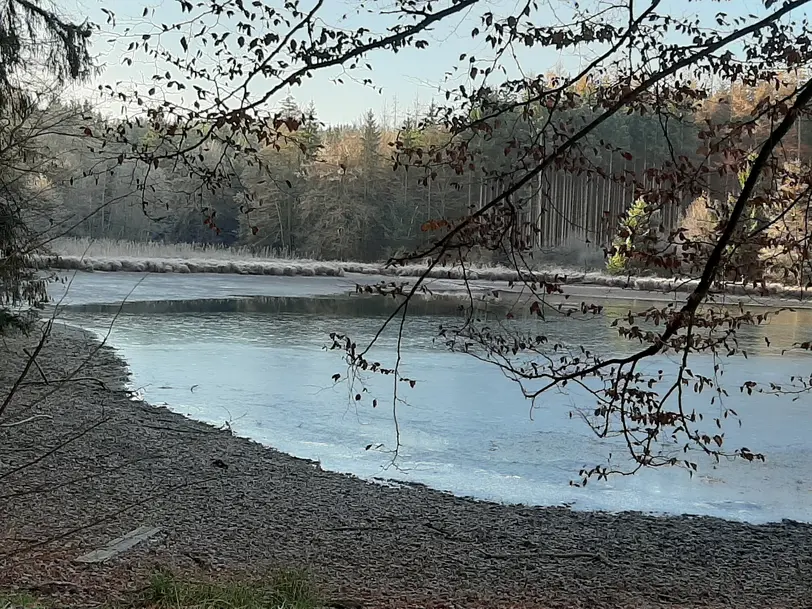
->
361, 110, 381, 164
279, 95, 299, 118
0, 0, 93, 329
300, 101, 323, 161
359, 110, 385, 257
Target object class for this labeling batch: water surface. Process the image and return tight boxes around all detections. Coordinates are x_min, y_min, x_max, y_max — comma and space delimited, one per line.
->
51, 272, 812, 524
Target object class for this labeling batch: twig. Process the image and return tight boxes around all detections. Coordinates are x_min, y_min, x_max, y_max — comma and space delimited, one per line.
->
23, 347, 49, 383
323, 525, 390, 533
0, 417, 109, 482
0, 320, 50, 421
0, 414, 53, 428
0, 455, 167, 499
476, 547, 608, 562
422, 522, 608, 563
22, 580, 83, 592
20, 376, 107, 389
19, 274, 147, 414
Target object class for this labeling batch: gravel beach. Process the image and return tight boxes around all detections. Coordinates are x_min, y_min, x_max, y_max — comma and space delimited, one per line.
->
1, 324, 812, 608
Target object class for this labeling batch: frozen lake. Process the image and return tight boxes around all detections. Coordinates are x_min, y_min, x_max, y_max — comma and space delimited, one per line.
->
49, 271, 812, 523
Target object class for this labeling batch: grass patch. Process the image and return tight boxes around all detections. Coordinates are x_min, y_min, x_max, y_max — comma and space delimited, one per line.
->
49, 238, 308, 262
0, 593, 48, 609
44, 237, 597, 280
141, 570, 320, 609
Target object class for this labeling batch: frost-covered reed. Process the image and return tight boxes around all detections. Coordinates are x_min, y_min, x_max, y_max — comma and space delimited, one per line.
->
37, 237, 812, 301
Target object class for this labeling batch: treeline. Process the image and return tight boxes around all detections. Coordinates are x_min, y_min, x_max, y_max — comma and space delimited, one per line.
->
19, 80, 812, 263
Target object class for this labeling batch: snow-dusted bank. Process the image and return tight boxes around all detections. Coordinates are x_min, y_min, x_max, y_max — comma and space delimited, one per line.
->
36, 238, 812, 302
35, 253, 348, 277
34, 252, 812, 302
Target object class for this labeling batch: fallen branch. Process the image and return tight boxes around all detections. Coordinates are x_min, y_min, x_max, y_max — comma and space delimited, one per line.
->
0, 322, 50, 421
23, 347, 49, 383
423, 521, 609, 563
0, 414, 53, 428
20, 376, 107, 389
22, 580, 83, 593
476, 547, 608, 563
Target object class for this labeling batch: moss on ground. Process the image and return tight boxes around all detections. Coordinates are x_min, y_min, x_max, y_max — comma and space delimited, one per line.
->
2, 569, 320, 609
0, 593, 49, 609
141, 570, 320, 609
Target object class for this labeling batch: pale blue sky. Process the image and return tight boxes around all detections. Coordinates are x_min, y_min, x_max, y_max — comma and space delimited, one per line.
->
62, 0, 782, 125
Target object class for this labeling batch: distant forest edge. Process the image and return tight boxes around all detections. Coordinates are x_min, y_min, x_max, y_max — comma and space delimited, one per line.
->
25, 80, 812, 265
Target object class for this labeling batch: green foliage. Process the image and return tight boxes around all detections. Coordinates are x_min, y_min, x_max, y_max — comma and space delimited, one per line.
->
144, 570, 319, 609
606, 199, 654, 275
360, 110, 381, 163
0, 592, 47, 609
605, 249, 628, 275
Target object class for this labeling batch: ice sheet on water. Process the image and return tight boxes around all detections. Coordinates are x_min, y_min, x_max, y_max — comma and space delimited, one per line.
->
54, 271, 812, 525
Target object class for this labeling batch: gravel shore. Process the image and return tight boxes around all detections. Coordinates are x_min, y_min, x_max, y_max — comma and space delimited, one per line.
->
1, 324, 812, 608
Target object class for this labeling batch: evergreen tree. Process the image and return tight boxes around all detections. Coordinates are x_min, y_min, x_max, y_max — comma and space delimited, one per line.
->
300, 101, 323, 161
358, 110, 385, 257
0, 0, 92, 329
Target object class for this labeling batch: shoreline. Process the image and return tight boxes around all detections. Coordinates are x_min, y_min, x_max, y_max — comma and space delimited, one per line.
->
2, 324, 812, 608
40, 253, 812, 310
